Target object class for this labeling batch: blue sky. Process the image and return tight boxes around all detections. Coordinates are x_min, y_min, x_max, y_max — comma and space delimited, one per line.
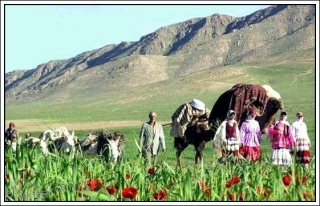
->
2, 3, 269, 73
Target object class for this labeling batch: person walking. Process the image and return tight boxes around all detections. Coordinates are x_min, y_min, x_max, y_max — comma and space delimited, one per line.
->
139, 111, 166, 166
291, 112, 311, 168
267, 111, 295, 167
239, 109, 262, 162
213, 110, 241, 163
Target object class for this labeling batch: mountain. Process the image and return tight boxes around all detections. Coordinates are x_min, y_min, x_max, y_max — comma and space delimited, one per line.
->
5, 5, 315, 103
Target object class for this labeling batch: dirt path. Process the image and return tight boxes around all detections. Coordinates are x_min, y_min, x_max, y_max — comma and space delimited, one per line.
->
4, 119, 146, 133
5, 119, 172, 133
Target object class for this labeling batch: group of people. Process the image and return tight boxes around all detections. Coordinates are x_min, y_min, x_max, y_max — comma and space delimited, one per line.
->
212, 109, 311, 168
5, 98, 311, 169
138, 98, 311, 168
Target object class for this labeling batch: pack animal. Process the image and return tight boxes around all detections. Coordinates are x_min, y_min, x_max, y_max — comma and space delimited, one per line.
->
208, 84, 283, 162
209, 84, 283, 135
175, 118, 215, 167
78, 130, 125, 163
39, 127, 76, 155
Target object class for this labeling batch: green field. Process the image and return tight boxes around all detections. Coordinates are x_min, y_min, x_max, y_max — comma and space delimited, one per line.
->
4, 62, 316, 201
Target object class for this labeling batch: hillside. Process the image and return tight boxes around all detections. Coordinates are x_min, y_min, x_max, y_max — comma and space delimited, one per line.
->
4, 5, 315, 104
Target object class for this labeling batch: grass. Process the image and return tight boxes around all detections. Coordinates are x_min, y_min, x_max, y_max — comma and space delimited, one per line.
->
4, 61, 316, 201
4, 135, 316, 201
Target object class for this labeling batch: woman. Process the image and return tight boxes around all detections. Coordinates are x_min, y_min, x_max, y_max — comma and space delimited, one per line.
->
291, 112, 311, 168
267, 111, 295, 167
213, 110, 241, 163
239, 109, 262, 162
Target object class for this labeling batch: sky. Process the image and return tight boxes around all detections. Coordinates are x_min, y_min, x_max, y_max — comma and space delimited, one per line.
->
2, 2, 270, 73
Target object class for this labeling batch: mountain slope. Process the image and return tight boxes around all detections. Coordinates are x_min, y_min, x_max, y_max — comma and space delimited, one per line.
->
5, 5, 315, 103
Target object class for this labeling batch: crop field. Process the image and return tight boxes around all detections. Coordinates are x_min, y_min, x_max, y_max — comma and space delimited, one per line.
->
3, 62, 317, 202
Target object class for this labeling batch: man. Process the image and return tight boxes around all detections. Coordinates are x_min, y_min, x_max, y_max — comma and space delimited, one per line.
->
139, 111, 166, 166
170, 99, 211, 163
5, 122, 18, 150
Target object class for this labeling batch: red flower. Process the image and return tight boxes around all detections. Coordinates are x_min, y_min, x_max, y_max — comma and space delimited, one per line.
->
231, 175, 241, 184
205, 189, 211, 198
256, 187, 270, 198
153, 189, 167, 200
125, 173, 131, 180
28, 171, 33, 178
5, 174, 9, 180
229, 192, 235, 201
302, 191, 313, 200
25, 163, 28, 169
225, 180, 232, 188
282, 175, 291, 186
122, 186, 138, 199
296, 176, 307, 185
148, 167, 156, 175
78, 186, 83, 197
239, 192, 244, 201
106, 185, 117, 195
199, 181, 210, 191
86, 177, 104, 191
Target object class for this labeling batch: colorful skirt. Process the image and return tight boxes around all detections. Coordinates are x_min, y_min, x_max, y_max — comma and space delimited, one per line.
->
240, 146, 261, 162
271, 148, 292, 166
296, 150, 311, 164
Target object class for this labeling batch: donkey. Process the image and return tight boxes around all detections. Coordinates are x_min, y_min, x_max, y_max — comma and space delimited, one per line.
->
175, 119, 215, 168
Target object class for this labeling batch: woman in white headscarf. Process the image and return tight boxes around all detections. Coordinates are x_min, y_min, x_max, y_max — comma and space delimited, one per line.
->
213, 110, 241, 163
291, 112, 311, 168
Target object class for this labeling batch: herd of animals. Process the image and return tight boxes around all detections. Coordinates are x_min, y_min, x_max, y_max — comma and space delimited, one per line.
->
5, 83, 284, 165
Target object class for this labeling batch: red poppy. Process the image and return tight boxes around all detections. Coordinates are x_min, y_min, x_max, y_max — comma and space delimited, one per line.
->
153, 189, 167, 200
256, 187, 270, 198
28, 171, 33, 178
225, 180, 232, 188
302, 191, 313, 200
199, 181, 210, 191
205, 189, 211, 198
78, 186, 83, 197
106, 185, 117, 195
229, 192, 235, 201
296, 176, 307, 185
125, 173, 131, 180
239, 192, 244, 201
231, 175, 240, 184
86, 177, 104, 191
6, 174, 9, 180
282, 175, 291, 186
122, 186, 138, 199
148, 167, 156, 175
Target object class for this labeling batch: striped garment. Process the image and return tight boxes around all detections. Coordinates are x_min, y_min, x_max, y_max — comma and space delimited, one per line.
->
271, 148, 292, 166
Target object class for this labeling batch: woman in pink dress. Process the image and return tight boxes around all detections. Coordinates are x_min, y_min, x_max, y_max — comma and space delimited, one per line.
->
267, 111, 295, 166
240, 109, 262, 162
